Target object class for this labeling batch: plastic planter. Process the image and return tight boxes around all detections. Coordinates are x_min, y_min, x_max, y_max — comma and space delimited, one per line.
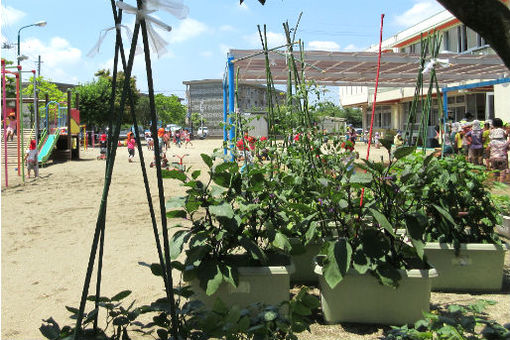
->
190, 260, 295, 311
424, 242, 509, 291
314, 266, 438, 325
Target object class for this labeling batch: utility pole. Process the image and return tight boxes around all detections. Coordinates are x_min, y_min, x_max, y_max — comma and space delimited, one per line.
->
37, 55, 43, 78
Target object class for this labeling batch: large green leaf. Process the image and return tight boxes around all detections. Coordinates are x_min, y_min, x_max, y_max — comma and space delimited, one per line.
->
209, 202, 234, 218
380, 138, 393, 152
352, 248, 371, 274
201, 154, 213, 168
432, 204, 456, 226
359, 229, 389, 259
272, 232, 292, 252
161, 169, 186, 182
170, 229, 190, 260
166, 196, 186, 210
349, 172, 373, 184
375, 262, 401, 287
239, 237, 267, 264
369, 208, 396, 236
394, 146, 417, 160
166, 210, 187, 219
322, 239, 352, 289
405, 212, 427, 241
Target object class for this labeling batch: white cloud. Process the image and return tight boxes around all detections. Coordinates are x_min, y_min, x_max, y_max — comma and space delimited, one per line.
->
168, 18, 208, 44
1, 5, 26, 26
394, 0, 445, 27
219, 25, 235, 32
243, 31, 286, 48
343, 44, 360, 52
308, 41, 340, 52
200, 51, 213, 57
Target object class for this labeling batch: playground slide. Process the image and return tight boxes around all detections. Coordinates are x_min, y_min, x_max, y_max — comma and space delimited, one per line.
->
38, 131, 60, 165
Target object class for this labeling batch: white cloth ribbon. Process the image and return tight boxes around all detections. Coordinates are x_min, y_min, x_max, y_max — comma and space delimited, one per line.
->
87, 24, 142, 57
422, 58, 451, 74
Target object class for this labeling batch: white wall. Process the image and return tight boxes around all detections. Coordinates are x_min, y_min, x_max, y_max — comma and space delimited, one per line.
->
494, 82, 510, 122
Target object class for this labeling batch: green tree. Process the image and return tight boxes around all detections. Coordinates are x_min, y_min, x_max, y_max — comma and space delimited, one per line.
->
314, 101, 362, 126
22, 75, 66, 125
74, 77, 111, 128
154, 93, 186, 125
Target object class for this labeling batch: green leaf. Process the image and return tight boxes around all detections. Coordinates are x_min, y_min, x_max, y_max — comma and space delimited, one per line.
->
352, 248, 371, 274
405, 212, 427, 241
322, 239, 352, 289
166, 210, 187, 219
292, 303, 311, 316
301, 294, 320, 309
272, 232, 292, 252
394, 146, 417, 160
201, 154, 213, 168
349, 172, 372, 184
161, 169, 186, 182
212, 298, 228, 314
192, 170, 201, 180
376, 263, 401, 287
380, 138, 393, 152
111, 290, 132, 301
225, 305, 242, 323
239, 237, 268, 264
305, 222, 318, 244
432, 204, 456, 226
170, 230, 190, 260
369, 208, 396, 236
209, 202, 234, 218
238, 315, 250, 331
165, 196, 186, 210
359, 229, 389, 259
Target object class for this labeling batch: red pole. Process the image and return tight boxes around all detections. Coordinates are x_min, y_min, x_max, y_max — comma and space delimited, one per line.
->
2, 59, 8, 187
360, 13, 385, 206
16, 72, 20, 176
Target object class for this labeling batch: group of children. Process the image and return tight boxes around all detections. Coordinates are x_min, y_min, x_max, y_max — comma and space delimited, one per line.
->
155, 128, 192, 152
448, 118, 510, 182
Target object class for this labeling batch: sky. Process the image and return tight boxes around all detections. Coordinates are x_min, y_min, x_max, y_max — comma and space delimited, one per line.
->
1, 0, 446, 103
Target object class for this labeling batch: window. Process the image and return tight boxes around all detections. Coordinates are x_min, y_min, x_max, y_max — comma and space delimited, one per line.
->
443, 30, 450, 51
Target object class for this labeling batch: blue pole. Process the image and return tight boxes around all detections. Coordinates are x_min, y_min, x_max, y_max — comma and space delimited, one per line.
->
441, 87, 448, 158
223, 72, 228, 155
228, 56, 235, 153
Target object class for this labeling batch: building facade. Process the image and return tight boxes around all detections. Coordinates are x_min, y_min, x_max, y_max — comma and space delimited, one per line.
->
183, 79, 276, 137
340, 6, 510, 136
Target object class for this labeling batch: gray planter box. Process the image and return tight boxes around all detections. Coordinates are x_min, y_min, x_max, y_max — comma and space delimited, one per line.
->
424, 242, 509, 291
190, 261, 295, 311
314, 266, 438, 325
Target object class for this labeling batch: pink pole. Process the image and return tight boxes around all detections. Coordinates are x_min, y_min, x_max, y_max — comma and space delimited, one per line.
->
360, 13, 385, 206
2, 59, 7, 187
16, 72, 20, 176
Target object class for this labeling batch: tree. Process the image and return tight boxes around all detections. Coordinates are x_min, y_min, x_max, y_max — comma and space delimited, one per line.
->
314, 101, 362, 126
22, 75, 66, 125
74, 69, 141, 129
74, 77, 111, 128
154, 94, 187, 125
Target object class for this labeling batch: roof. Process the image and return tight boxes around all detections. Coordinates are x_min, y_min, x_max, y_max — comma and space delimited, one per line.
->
183, 78, 268, 90
228, 49, 510, 87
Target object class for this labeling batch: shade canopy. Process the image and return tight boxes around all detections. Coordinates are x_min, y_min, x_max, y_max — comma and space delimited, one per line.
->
229, 49, 509, 87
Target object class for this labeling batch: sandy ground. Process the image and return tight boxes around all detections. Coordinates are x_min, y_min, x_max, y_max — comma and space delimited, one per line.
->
1, 139, 509, 339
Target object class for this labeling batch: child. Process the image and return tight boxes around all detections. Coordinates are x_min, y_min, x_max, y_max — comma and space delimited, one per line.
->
488, 118, 509, 182
6, 113, 16, 141
98, 133, 107, 160
157, 127, 165, 151
24, 139, 38, 178
127, 131, 136, 162
374, 132, 381, 149
183, 129, 193, 148
465, 120, 483, 165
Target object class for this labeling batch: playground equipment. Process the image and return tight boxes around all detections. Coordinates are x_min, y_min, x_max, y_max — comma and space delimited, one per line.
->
171, 153, 189, 172
1, 60, 39, 185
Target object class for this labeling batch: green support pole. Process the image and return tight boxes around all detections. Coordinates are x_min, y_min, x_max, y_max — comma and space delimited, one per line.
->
18, 66, 25, 184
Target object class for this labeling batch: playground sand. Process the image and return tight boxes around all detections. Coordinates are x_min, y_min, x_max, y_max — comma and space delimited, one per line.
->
1, 140, 509, 339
